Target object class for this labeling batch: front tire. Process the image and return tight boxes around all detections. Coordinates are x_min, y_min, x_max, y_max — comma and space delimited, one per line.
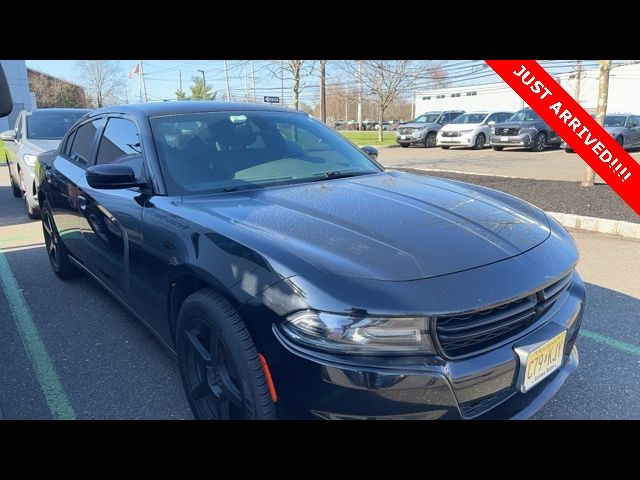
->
424, 132, 437, 148
473, 133, 486, 150
440, 146, 450, 150
10, 172, 21, 197
41, 201, 78, 279
25, 193, 40, 219
532, 132, 547, 152
177, 288, 276, 420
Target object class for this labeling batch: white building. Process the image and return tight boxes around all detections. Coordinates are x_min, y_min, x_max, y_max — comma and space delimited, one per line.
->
0, 60, 36, 131
414, 62, 640, 117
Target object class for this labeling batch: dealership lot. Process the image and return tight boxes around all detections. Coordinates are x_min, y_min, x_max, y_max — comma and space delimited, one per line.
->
0, 163, 638, 419
376, 144, 640, 182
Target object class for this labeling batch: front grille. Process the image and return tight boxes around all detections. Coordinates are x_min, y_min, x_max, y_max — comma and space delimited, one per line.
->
494, 127, 520, 136
442, 131, 460, 137
434, 272, 574, 358
398, 127, 415, 135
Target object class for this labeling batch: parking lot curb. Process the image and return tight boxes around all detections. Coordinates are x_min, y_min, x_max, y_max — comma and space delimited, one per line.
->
547, 212, 640, 240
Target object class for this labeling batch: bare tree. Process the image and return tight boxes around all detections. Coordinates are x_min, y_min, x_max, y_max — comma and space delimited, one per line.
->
260, 60, 316, 110
339, 60, 439, 141
74, 60, 127, 108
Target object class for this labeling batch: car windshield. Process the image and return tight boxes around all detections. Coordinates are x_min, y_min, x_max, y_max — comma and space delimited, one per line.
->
26, 110, 87, 140
150, 111, 382, 195
604, 115, 627, 127
450, 113, 487, 124
412, 113, 441, 124
508, 110, 540, 122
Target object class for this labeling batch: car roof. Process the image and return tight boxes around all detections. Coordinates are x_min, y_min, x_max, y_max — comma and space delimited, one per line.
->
22, 108, 91, 114
88, 101, 304, 118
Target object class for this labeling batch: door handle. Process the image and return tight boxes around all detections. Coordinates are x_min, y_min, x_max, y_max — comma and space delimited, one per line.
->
77, 194, 88, 211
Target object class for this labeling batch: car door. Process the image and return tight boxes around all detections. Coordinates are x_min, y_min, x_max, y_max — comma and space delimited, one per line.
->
630, 116, 640, 146
49, 117, 103, 260
75, 115, 148, 297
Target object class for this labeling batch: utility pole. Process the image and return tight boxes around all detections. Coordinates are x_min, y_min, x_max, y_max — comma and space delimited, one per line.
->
582, 60, 612, 187
124, 86, 129, 105
319, 60, 326, 124
223, 60, 231, 101
574, 60, 583, 104
179, 70, 183, 99
280, 60, 284, 108
357, 60, 363, 131
251, 61, 256, 102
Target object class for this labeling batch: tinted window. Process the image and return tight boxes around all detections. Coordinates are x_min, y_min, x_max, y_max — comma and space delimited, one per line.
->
499, 113, 512, 122
452, 113, 488, 124
604, 115, 627, 128
150, 111, 381, 195
413, 113, 441, 123
96, 118, 145, 179
26, 110, 87, 140
69, 120, 101, 166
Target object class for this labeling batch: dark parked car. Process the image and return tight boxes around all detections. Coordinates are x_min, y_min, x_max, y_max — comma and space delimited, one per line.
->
396, 110, 465, 148
563, 114, 640, 152
37, 102, 585, 420
490, 108, 562, 152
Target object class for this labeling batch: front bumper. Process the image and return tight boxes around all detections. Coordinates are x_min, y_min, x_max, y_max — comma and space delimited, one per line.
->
490, 131, 536, 148
269, 272, 585, 420
18, 164, 39, 208
396, 131, 425, 145
437, 134, 474, 146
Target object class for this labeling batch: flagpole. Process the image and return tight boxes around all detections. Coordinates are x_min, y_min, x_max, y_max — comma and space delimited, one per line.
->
138, 60, 143, 103
140, 60, 148, 102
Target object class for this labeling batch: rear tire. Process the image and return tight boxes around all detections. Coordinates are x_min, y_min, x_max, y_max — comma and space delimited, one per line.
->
440, 146, 450, 150
177, 288, 276, 420
41, 201, 78, 279
492, 146, 504, 151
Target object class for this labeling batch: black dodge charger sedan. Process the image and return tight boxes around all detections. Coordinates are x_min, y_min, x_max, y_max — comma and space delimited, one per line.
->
36, 102, 585, 419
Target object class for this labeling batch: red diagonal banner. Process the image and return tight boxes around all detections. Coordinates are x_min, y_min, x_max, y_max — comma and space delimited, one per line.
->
485, 60, 640, 217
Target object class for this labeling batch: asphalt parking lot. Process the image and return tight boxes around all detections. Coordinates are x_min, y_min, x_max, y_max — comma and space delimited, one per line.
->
376, 143, 640, 183
0, 162, 639, 419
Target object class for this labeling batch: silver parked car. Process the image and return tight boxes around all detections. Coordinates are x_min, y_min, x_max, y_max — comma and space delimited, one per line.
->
396, 110, 465, 148
1, 108, 89, 218
563, 114, 640, 152
437, 111, 513, 150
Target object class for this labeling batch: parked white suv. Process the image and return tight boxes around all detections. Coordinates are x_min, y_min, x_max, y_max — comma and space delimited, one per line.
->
437, 111, 513, 150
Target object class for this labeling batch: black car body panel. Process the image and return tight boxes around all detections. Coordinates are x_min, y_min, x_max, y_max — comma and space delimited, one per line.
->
37, 102, 585, 419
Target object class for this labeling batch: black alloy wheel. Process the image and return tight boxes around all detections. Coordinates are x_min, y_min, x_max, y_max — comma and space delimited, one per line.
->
177, 289, 275, 420
41, 202, 77, 278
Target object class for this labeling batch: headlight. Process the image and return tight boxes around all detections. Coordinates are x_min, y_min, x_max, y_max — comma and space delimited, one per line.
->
23, 154, 38, 167
459, 129, 473, 135
280, 310, 434, 355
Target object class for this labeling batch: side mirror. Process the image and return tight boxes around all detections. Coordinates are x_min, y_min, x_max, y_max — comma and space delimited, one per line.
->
628, 123, 637, 128
0, 65, 13, 118
0, 129, 16, 141
486, 121, 496, 126
361, 145, 378, 160
86, 164, 145, 189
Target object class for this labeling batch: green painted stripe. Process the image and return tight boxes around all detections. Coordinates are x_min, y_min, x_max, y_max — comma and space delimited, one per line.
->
0, 233, 43, 243
0, 250, 75, 419
579, 329, 640, 357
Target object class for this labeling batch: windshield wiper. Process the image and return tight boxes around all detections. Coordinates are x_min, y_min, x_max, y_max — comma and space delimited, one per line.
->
308, 170, 373, 182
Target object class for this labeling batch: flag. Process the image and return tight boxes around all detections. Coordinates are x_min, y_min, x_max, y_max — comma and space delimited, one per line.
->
128, 63, 140, 79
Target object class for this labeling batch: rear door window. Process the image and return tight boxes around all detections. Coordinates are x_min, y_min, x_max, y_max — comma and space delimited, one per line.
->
69, 120, 102, 167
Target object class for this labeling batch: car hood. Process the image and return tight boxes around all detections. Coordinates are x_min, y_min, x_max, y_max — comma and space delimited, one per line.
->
25, 139, 61, 153
182, 171, 551, 281
441, 123, 483, 132
494, 121, 540, 129
399, 122, 440, 130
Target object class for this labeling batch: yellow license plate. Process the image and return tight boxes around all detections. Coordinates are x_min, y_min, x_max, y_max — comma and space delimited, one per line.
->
521, 331, 566, 392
